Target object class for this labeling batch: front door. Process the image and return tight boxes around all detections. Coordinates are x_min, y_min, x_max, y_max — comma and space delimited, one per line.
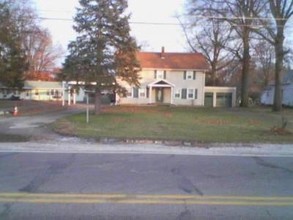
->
155, 88, 164, 103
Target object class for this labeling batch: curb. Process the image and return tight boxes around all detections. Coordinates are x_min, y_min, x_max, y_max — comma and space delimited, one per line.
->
0, 141, 292, 157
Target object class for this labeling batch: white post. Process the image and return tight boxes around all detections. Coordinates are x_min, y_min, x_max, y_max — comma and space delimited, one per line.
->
62, 81, 65, 106
68, 88, 71, 106
149, 86, 152, 104
170, 87, 174, 105
86, 93, 89, 123
73, 89, 76, 104
213, 92, 217, 107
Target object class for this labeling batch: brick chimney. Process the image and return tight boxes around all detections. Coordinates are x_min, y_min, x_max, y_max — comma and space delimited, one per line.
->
161, 46, 165, 59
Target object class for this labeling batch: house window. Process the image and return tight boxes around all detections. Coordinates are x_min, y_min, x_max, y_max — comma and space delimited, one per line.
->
139, 88, 146, 98
154, 70, 166, 79
174, 89, 181, 98
133, 87, 139, 98
188, 89, 194, 99
184, 71, 196, 80
181, 88, 187, 99
185, 89, 198, 99
126, 88, 132, 97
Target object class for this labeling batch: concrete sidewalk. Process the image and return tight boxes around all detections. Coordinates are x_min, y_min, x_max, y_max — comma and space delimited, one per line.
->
0, 140, 292, 157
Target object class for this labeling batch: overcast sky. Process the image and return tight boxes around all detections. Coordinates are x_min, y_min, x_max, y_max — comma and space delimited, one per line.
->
33, 0, 187, 64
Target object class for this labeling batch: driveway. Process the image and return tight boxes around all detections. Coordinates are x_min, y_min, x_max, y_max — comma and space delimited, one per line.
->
0, 104, 88, 143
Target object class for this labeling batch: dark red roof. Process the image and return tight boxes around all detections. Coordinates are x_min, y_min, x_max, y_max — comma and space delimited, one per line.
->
137, 51, 209, 70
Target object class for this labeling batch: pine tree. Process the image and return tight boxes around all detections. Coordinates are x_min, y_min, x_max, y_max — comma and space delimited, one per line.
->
62, 0, 140, 114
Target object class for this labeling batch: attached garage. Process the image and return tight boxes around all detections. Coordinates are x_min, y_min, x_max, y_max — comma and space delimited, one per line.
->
204, 87, 236, 108
216, 93, 232, 107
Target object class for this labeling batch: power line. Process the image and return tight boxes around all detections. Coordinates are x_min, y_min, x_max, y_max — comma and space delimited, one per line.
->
39, 16, 292, 27
39, 17, 180, 26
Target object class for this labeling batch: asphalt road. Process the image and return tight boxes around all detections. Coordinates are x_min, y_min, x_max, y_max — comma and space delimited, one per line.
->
0, 152, 293, 219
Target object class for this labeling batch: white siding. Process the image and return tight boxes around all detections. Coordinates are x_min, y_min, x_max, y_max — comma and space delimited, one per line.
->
117, 69, 206, 106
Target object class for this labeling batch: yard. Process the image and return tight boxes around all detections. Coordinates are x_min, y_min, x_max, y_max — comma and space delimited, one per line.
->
53, 105, 293, 144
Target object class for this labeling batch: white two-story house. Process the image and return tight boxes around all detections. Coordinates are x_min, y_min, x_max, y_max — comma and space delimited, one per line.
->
117, 48, 209, 106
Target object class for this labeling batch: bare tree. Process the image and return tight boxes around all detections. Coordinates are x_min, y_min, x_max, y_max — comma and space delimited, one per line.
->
24, 28, 63, 80
187, 0, 265, 107
221, 0, 265, 107
253, 0, 293, 111
180, 14, 234, 86
251, 39, 275, 88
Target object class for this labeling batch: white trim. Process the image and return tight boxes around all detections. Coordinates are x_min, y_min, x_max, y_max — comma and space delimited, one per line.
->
148, 79, 175, 88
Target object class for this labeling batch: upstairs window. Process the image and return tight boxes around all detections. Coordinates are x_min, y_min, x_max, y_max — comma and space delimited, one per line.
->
154, 70, 166, 79
184, 71, 196, 80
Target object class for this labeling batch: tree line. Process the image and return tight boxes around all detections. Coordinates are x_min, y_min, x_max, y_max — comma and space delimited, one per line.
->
184, 0, 293, 111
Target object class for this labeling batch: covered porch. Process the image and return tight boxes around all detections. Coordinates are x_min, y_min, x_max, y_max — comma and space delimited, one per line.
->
148, 80, 175, 105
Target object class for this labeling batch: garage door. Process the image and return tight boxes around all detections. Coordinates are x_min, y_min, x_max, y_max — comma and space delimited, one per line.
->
204, 92, 213, 107
216, 93, 232, 107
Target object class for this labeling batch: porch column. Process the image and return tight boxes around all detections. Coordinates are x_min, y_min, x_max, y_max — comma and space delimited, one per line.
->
73, 89, 76, 104
62, 82, 65, 106
213, 92, 217, 107
170, 87, 174, 105
149, 86, 152, 104
68, 87, 71, 106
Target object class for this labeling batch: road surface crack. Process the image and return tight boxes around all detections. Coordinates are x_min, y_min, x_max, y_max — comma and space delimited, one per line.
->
253, 157, 293, 174
171, 167, 204, 196
19, 154, 76, 193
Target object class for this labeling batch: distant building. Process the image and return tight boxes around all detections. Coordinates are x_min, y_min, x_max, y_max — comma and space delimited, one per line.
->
0, 81, 85, 104
260, 70, 293, 107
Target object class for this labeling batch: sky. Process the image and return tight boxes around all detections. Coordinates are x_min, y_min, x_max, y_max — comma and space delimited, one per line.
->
33, 0, 188, 65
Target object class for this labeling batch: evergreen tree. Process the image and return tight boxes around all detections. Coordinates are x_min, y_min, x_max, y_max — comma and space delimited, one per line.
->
62, 0, 140, 114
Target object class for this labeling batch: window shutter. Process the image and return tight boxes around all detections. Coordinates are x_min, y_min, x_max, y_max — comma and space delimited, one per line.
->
183, 71, 187, 80
193, 71, 196, 80
164, 70, 166, 79
181, 88, 187, 99
154, 70, 157, 79
194, 89, 198, 99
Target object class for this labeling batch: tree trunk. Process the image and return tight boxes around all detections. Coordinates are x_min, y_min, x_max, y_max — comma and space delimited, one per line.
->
94, 89, 102, 115
240, 32, 250, 108
211, 63, 217, 86
272, 36, 284, 112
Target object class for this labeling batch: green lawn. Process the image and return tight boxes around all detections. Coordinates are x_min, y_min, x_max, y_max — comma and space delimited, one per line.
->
53, 105, 293, 144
